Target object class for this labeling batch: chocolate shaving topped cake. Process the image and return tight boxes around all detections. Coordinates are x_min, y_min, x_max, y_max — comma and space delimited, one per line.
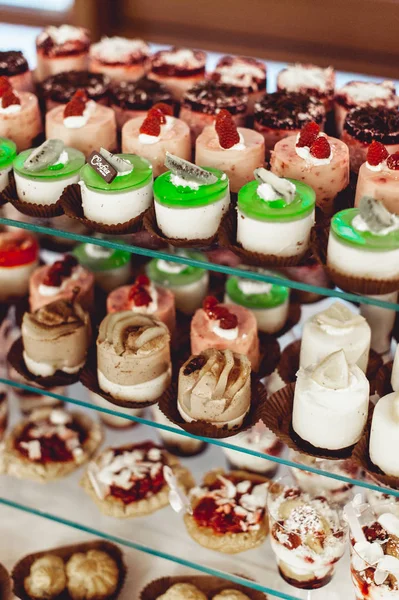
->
110, 77, 173, 111
40, 70, 110, 110
0, 50, 29, 77
183, 81, 248, 116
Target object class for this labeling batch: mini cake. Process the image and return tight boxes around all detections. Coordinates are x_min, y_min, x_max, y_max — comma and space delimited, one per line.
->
292, 350, 370, 453
253, 91, 326, 155
22, 298, 91, 377
271, 122, 350, 214
277, 63, 336, 113
355, 141, 399, 215
29, 254, 95, 312
97, 312, 171, 403
225, 273, 290, 334
90, 36, 150, 81
191, 296, 260, 370
122, 103, 191, 177
149, 47, 206, 101
392, 345, 399, 392
342, 107, 399, 172
222, 422, 284, 477
0, 50, 33, 92
0, 231, 39, 302
66, 550, 119, 600
236, 168, 315, 258
0, 136, 16, 191
180, 81, 248, 142
300, 301, 371, 372
360, 290, 398, 355
184, 469, 269, 553
178, 349, 251, 429
151, 404, 206, 456
335, 80, 398, 135
79, 150, 153, 226
109, 77, 173, 128
82, 441, 193, 517
156, 584, 207, 600
153, 154, 230, 241
14, 139, 85, 206
73, 242, 132, 293
195, 109, 265, 193
40, 70, 110, 111
0, 77, 42, 152
4, 408, 101, 481
89, 391, 143, 429
36, 25, 91, 81
210, 55, 267, 112
146, 251, 209, 315
369, 391, 399, 476
24, 555, 67, 599
106, 274, 176, 335
45, 89, 117, 158
327, 199, 399, 283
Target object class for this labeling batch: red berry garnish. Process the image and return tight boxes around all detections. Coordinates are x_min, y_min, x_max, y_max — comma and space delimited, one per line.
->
73, 88, 88, 103
219, 312, 238, 330
215, 109, 240, 150
135, 274, 150, 287
152, 102, 173, 117
147, 107, 166, 124
203, 295, 219, 315
43, 270, 63, 287
1, 90, 20, 109
131, 289, 152, 307
367, 141, 389, 166
363, 522, 389, 543
310, 136, 331, 159
64, 98, 85, 118
210, 305, 230, 321
387, 152, 399, 170
296, 122, 320, 148
0, 76, 11, 98
140, 114, 161, 137
63, 254, 78, 268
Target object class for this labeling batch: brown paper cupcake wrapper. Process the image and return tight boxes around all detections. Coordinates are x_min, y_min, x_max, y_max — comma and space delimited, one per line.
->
158, 377, 266, 439
7, 337, 82, 388
79, 347, 161, 409
311, 222, 399, 294
60, 183, 145, 235
12, 540, 126, 600
144, 204, 219, 248
374, 361, 394, 398
0, 563, 11, 600
352, 426, 399, 489
1, 171, 64, 217
140, 575, 266, 600
218, 209, 308, 267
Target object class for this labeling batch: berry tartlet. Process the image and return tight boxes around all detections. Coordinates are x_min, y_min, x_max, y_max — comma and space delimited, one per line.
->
90, 36, 150, 81
342, 106, 399, 172
29, 254, 95, 312
0, 231, 39, 302
45, 89, 117, 158
82, 441, 194, 517
40, 70, 110, 112
109, 77, 174, 128
0, 77, 42, 152
191, 296, 260, 371
355, 141, 399, 215
0, 136, 16, 192
151, 404, 206, 456
22, 298, 91, 378
122, 103, 191, 177
195, 109, 265, 193
211, 55, 267, 113
36, 25, 91, 81
149, 47, 206, 102
180, 81, 248, 142
253, 91, 325, 155
73, 242, 132, 293
184, 469, 269, 553
277, 63, 336, 114
96, 312, 172, 404
369, 391, 399, 477
0, 50, 33, 92
271, 121, 349, 214
2, 407, 102, 482
225, 273, 289, 335
106, 274, 176, 335
153, 154, 230, 242
13, 139, 85, 207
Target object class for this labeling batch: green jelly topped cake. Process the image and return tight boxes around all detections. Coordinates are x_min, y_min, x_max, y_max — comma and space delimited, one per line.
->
226, 273, 289, 309
0, 137, 17, 171
73, 242, 131, 272
14, 146, 85, 180
154, 167, 228, 208
331, 208, 399, 251
146, 251, 208, 286
80, 153, 152, 192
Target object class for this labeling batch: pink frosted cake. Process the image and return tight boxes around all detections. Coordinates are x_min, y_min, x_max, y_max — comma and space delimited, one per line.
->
89, 36, 150, 81
149, 47, 206, 101
210, 55, 266, 112
277, 63, 335, 114
355, 141, 399, 215
0, 50, 33, 92
36, 25, 91, 81
0, 77, 42, 152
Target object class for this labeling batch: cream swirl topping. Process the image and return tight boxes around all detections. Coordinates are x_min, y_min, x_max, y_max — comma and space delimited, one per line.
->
97, 312, 169, 356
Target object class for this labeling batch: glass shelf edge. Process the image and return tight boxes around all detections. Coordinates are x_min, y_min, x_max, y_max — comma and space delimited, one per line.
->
0, 497, 301, 600
2, 377, 399, 498
1, 216, 398, 311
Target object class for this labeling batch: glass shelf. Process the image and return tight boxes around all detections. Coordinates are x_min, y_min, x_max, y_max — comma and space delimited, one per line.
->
1, 215, 399, 311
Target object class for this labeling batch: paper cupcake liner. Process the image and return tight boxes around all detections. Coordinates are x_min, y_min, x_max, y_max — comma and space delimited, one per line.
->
352, 426, 399, 489
158, 377, 266, 439
374, 361, 394, 398
7, 337, 82, 388
12, 540, 126, 600
311, 222, 399, 295
0, 563, 11, 600
218, 209, 309, 267
144, 204, 219, 248
140, 575, 266, 600
79, 347, 162, 409
60, 184, 145, 235
1, 171, 64, 218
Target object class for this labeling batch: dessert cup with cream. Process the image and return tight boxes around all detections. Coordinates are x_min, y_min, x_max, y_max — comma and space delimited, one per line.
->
0, 136, 16, 191
89, 36, 150, 81
110, 77, 173, 128
0, 231, 39, 302
0, 50, 33, 92
35, 25, 91, 81
149, 47, 206, 102
0, 77, 42, 152
73, 242, 132, 293
369, 391, 399, 477
355, 142, 399, 215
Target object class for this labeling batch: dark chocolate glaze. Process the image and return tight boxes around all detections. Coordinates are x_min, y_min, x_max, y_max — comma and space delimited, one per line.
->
182, 81, 248, 115
110, 77, 173, 110
0, 51, 29, 76
344, 106, 399, 144
151, 47, 206, 78
254, 91, 325, 130
40, 70, 110, 104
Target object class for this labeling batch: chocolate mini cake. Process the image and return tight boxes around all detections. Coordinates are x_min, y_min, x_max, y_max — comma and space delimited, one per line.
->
40, 70, 110, 111
110, 77, 174, 127
149, 47, 206, 102
254, 91, 325, 154
0, 50, 33, 92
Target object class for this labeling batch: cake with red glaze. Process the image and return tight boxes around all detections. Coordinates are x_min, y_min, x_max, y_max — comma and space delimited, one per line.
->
210, 55, 267, 113
36, 25, 91, 82
29, 254, 95, 312
89, 36, 150, 82
40, 70, 110, 112
355, 141, 399, 215
0, 50, 33, 92
190, 296, 260, 371
106, 274, 176, 335
0, 77, 42, 152
149, 47, 206, 102
277, 63, 335, 114
0, 231, 39, 302
109, 77, 174, 128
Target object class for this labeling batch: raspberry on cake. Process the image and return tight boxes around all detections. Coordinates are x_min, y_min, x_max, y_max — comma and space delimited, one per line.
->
149, 47, 206, 102
109, 77, 174, 128
0, 136, 16, 192
210, 55, 267, 113
0, 77, 42, 152
0, 50, 33, 92
355, 142, 399, 215
40, 70, 110, 112
277, 63, 336, 113
0, 231, 39, 302
35, 25, 91, 81
89, 36, 150, 81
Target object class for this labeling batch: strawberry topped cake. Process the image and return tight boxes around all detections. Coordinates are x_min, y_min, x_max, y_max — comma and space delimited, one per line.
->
277, 63, 336, 114
149, 47, 206, 101
0, 76, 42, 152
355, 141, 399, 215
45, 88, 117, 158
210, 55, 267, 112
122, 102, 191, 177
90, 36, 150, 81
110, 77, 174, 128
0, 231, 39, 302
40, 70, 110, 111
195, 109, 265, 193
35, 25, 91, 81
0, 50, 33, 92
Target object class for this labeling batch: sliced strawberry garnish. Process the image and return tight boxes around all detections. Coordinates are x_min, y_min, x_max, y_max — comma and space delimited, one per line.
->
0, 76, 11, 98
203, 295, 219, 315
296, 122, 320, 148
140, 113, 161, 137
64, 98, 85, 118
73, 88, 88, 103
310, 136, 331, 159
215, 109, 240, 150
203, 296, 238, 330
148, 107, 166, 125
1, 90, 20, 109
42, 270, 63, 288
131, 289, 152, 307
152, 102, 173, 116
387, 152, 399, 170
135, 274, 150, 287
367, 141, 389, 166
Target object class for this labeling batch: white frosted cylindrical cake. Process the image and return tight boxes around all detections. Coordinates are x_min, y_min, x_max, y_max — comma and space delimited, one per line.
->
392, 345, 399, 392
360, 291, 398, 356
369, 391, 399, 476
35, 25, 91, 81
89, 36, 150, 81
